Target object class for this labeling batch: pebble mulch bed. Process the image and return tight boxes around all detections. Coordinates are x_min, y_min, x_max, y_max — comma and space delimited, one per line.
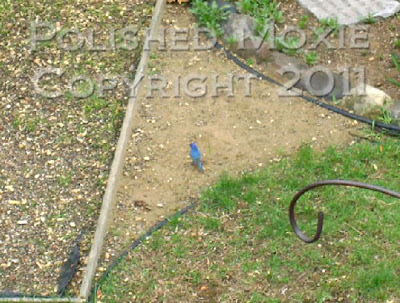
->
0, 0, 154, 296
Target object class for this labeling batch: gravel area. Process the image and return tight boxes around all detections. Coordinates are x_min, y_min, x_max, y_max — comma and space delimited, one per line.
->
0, 0, 154, 296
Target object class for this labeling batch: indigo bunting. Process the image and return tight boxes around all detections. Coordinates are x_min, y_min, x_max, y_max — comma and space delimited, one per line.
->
189, 142, 204, 173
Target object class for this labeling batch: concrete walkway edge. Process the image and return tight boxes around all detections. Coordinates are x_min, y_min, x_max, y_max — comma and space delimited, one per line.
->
79, 0, 167, 299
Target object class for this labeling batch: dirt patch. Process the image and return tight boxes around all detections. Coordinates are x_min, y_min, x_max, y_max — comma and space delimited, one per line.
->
96, 3, 361, 284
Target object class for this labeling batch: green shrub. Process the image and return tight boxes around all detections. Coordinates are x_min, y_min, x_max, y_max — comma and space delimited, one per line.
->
304, 51, 318, 65
190, 0, 230, 37
236, 0, 282, 37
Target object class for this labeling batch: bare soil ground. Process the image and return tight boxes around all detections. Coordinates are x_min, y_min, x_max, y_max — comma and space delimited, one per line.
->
97, 3, 361, 285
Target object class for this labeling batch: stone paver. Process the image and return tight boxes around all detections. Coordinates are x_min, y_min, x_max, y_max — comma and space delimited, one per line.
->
297, 0, 400, 25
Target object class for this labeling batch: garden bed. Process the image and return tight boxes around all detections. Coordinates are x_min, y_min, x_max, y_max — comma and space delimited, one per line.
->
277, 0, 400, 102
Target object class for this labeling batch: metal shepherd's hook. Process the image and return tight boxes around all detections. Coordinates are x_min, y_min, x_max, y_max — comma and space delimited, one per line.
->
289, 180, 400, 243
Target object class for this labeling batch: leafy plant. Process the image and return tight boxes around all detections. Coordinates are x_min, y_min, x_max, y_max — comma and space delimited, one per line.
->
246, 58, 254, 65
236, 0, 282, 37
304, 51, 318, 65
320, 17, 340, 33
332, 93, 340, 105
236, 0, 258, 16
190, 0, 230, 37
226, 35, 238, 47
271, 7, 283, 24
254, 15, 269, 38
312, 26, 326, 41
274, 37, 285, 52
275, 36, 300, 56
378, 107, 394, 124
312, 17, 340, 42
394, 39, 400, 49
298, 15, 308, 30
363, 13, 377, 24
388, 53, 400, 87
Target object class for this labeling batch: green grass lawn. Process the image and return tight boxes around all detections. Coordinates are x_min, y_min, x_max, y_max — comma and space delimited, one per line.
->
96, 137, 400, 302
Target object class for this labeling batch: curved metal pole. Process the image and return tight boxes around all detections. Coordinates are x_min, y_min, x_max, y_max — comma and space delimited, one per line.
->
289, 180, 400, 243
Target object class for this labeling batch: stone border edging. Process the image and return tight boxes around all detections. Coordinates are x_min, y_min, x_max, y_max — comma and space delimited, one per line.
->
79, 0, 167, 299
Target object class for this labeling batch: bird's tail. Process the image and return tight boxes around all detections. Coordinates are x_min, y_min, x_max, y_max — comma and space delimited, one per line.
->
193, 159, 204, 173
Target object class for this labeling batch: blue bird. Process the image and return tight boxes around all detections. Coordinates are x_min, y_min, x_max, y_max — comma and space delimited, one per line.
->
189, 142, 204, 173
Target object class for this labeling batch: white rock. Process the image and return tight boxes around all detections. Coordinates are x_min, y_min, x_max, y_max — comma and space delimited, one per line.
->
341, 84, 393, 118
